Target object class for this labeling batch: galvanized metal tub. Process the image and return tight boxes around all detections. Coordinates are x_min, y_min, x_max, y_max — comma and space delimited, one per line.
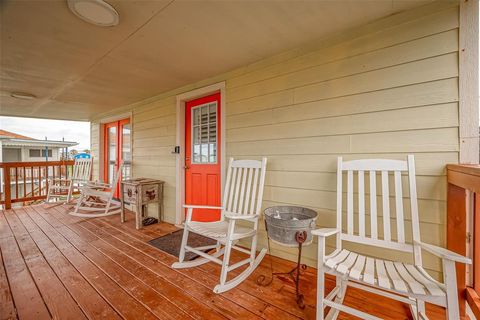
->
264, 206, 318, 247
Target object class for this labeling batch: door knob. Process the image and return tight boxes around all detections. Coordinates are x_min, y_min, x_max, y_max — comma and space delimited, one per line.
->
184, 165, 190, 170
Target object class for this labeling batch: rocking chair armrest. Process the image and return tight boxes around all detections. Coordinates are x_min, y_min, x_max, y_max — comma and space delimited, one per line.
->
224, 213, 259, 220
312, 228, 340, 238
183, 205, 224, 210
415, 241, 472, 264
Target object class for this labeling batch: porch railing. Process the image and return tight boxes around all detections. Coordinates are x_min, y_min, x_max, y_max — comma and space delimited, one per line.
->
0, 160, 75, 209
447, 164, 480, 319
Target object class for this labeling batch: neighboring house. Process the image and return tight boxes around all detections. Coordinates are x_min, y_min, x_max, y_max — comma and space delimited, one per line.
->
0, 129, 77, 162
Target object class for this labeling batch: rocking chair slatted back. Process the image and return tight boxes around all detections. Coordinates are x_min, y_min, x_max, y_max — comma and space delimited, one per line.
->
223, 158, 267, 217
109, 161, 124, 196
71, 158, 93, 182
338, 155, 421, 259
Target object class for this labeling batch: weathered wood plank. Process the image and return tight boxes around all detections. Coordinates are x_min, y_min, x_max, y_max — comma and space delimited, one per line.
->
0, 210, 50, 320
75, 212, 299, 320
5, 209, 87, 320
1, 204, 449, 320
81, 218, 267, 320
32, 206, 187, 320
23, 206, 158, 320
64, 222, 229, 320
13, 207, 122, 320
55, 209, 293, 320
0, 239, 16, 320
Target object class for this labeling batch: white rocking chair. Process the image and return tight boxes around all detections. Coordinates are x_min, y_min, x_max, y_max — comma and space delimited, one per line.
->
45, 158, 93, 204
70, 161, 124, 218
314, 155, 471, 320
172, 157, 268, 293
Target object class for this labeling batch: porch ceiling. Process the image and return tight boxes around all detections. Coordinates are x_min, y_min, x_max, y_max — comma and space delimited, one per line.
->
0, 0, 432, 121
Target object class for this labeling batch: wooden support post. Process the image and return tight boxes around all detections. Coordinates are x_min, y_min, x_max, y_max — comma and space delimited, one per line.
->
475, 194, 480, 295
468, 193, 480, 320
447, 182, 467, 318
4, 166, 11, 210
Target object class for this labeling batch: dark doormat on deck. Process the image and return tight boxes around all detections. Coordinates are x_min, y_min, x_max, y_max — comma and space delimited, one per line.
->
148, 230, 217, 261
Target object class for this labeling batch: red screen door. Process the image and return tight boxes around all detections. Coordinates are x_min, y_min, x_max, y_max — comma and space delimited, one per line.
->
185, 93, 221, 222
103, 118, 131, 198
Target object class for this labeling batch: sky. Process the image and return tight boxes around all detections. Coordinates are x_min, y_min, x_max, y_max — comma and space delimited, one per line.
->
0, 116, 90, 151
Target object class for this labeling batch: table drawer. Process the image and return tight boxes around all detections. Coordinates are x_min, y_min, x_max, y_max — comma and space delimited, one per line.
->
123, 185, 138, 203
142, 184, 159, 203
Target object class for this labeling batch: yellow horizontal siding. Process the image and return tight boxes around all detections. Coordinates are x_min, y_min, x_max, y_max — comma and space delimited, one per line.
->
229, 6, 458, 88
90, 3, 459, 279
227, 103, 458, 142
265, 171, 446, 201
253, 152, 458, 176
227, 31, 458, 102
227, 78, 458, 122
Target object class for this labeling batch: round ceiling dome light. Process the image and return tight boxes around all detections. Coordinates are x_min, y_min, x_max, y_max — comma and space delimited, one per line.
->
10, 92, 37, 100
67, 0, 119, 27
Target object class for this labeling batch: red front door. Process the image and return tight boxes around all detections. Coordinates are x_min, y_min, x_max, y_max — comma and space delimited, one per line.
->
103, 118, 131, 198
185, 93, 221, 222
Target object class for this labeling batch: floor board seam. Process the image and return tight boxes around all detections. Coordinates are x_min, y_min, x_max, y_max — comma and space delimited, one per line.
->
27, 205, 159, 320
2, 209, 53, 319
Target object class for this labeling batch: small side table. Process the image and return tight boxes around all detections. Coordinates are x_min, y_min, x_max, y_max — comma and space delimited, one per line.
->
120, 178, 164, 229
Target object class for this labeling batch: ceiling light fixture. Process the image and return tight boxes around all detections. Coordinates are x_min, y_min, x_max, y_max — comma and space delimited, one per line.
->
10, 92, 37, 100
67, 0, 119, 27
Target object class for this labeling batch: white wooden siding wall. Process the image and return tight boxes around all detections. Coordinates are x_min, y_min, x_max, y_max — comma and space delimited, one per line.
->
90, 2, 459, 280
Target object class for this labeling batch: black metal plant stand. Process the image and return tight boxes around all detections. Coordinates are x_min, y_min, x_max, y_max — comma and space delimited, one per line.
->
257, 229, 308, 309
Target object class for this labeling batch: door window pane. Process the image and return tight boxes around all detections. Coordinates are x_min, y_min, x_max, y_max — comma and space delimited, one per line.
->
107, 126, 117, 183
193, 108, 200, 126
191, 102, 218, 164
122, 123, 131, 180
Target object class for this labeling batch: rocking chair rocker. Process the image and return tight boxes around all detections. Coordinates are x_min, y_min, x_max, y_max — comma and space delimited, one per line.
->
172, 157, 268, 293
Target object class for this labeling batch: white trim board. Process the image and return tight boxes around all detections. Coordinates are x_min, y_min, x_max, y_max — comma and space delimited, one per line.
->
175, 82, 226, 226
459, 0, 479, 164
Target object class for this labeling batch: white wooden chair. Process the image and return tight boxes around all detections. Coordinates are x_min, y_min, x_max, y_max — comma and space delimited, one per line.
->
70, 161, 123, 218
314, 155, 471, 320
45, 158, 93, 204
172, 157, 268, 293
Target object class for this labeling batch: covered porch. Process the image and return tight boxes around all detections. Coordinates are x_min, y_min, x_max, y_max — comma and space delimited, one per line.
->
0, 204, 446, 319
1, 0, 479, 319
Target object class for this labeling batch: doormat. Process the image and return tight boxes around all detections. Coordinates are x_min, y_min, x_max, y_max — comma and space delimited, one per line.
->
148, 230, 217, 261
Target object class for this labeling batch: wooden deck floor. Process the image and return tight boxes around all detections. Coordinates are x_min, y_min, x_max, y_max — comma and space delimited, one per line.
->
0, 204, 446, 320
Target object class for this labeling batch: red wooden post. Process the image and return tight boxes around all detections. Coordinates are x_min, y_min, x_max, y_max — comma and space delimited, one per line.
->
470, 194, 480, 320
23, 167, 26, 198
447, 164, 480, 319
45, 165, 49, 195
14, 167, 19, 200
475, 194, 480, 294
38, 166, 42, 195
4, 165, 11, 210
447, 182, 467, 318
30, 166, 34, 197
